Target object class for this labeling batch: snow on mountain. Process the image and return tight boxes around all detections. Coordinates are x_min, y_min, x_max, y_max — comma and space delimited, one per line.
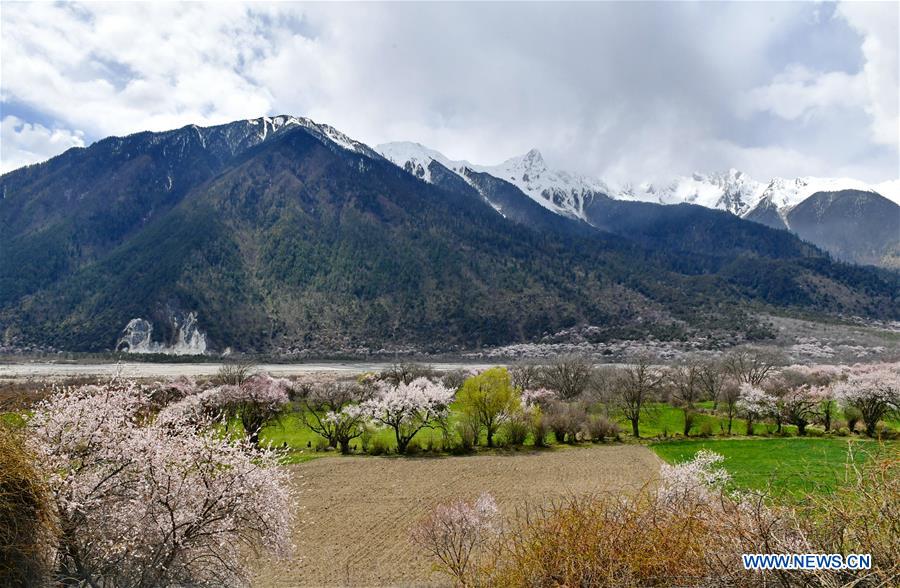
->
623, 170, 766, 215
375, 141, 900, 221
757, 177, 879, 208
376, 142, 610, 219
375, 141, 471, 184
477, 149, 613, 219
872, 179, 900, 205
246, 115, 379, 158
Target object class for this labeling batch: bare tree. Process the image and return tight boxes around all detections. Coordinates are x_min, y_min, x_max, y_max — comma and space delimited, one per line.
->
302, 382, 371, 453
717, 379, 741, 435
763, 373, 791, 433
614, 358, 664, 438
723, 350, 779, 386
509, 361, 541, 391
698, 360, 727, 411
542, 355, 593, 400
378, 363, 436, 386
215, 360, 257, 386
669, 363, 702, 436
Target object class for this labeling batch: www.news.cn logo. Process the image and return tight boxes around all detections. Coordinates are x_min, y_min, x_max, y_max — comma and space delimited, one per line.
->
742, 553, 872, 571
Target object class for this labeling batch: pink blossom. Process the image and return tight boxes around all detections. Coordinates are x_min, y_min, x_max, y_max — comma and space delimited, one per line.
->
28, 381, 294, 586
521, 387, 557, 408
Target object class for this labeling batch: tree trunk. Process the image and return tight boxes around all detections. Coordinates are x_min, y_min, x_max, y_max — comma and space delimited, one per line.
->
746, 417, 754, 436
339, 439, 351, 454
727, 417, 733, 435
631, 419, 640, 438
395, 429, 408, 454
486, 429, 494, 448
865, 420, 877, 438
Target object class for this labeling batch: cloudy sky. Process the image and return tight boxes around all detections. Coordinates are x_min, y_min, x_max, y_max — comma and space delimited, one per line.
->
1, 1, 897, 184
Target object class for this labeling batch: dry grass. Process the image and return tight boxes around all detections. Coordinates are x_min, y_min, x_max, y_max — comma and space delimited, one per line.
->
0, 421, 58, 586
252, 445, 661, 587
472, 449, 900, 588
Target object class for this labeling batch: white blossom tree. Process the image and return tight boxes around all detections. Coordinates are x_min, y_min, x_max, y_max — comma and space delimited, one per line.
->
28, 381, 294, 588
736, 383, 776, 435
657, 450, 731, 506
779, 385, 821, 436
302, 382, 371, 453
834, 366, 900, 437
363, 377, 454, 454
155, 375, 291, 445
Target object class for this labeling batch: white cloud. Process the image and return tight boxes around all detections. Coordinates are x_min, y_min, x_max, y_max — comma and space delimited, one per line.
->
738, 65, 867, 121
0, 116, 85, 173
740, 1, 898, 157
0, 1, 896, 183
836, 1, 899, 148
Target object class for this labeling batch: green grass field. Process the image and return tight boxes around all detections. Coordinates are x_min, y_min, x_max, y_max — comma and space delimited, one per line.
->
618, 402, 803, 438
260, 400, 898, 464
651, 437, 896, 498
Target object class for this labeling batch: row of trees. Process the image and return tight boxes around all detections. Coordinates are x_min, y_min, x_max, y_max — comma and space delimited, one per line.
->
509, 354, 899, 439
294, 356, 899, 455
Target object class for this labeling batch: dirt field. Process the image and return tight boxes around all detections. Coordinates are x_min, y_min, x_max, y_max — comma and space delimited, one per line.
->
253, 445, 662, 587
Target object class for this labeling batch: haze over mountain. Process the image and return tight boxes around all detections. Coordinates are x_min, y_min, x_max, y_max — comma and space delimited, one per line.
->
1, 116, 898, 355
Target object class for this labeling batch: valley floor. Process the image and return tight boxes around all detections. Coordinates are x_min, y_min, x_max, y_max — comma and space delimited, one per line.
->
252, 445, 661, 587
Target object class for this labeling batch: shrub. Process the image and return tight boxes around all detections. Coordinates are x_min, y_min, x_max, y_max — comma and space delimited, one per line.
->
530, 409, 549, 447
504, 411, 531, 446
683, 410, 696, 436
360, 425, 375, 452
0, 422, 57, 587
698, 420, 714, 437
367, 437, 389, 456
545, 402, 589, 444
455, 418, 478, 453
425, 449, 900, 587
844, 406, 862, 433
215, 361, 256, 385
585, 415, 619, 442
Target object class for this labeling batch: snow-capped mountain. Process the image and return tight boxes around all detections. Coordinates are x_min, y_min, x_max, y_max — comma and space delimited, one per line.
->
376, 141, 900, 221
232, 115, 379, 158
376, 142, 610, 219
620, 173, 900, 217
620, 169, 764, 215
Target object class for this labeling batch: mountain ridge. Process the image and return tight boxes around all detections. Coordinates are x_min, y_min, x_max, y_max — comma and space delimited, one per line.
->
2, 116, 898, 354
376, 142, 900, 267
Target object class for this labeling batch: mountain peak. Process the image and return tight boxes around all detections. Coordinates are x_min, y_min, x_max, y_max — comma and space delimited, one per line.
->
524, 148, 544, 165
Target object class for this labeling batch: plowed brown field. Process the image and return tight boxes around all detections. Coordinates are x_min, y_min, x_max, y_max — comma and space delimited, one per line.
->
254, 445, 661, 587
